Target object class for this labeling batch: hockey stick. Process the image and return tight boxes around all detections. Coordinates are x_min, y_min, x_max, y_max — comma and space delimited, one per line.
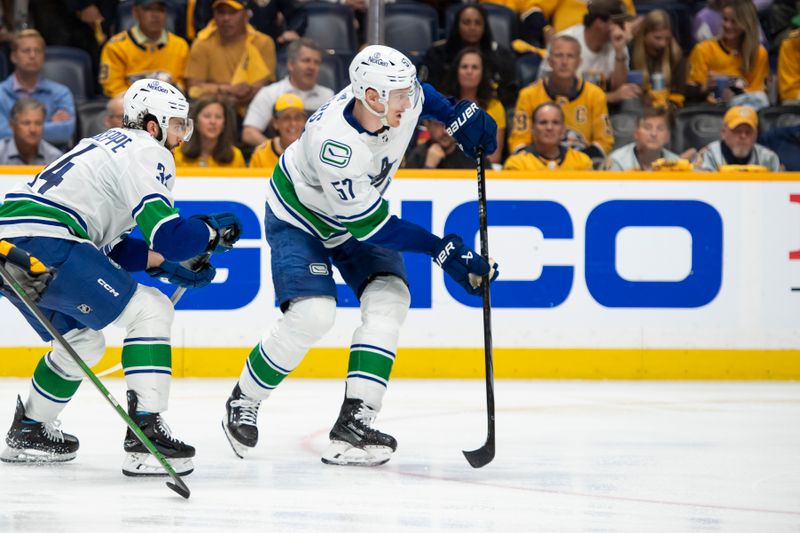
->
96, 254, 210, 378
462, 148, 496, 469
0, 254, 191, 499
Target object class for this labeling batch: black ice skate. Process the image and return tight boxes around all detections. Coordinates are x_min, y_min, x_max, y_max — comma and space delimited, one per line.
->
321, 398, 397, 467
0, 395, 79, 463
122, 390, 195, 477
222, 383, 261, 459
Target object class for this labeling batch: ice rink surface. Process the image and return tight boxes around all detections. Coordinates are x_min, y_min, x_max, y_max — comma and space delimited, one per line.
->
0, 378, 798, 533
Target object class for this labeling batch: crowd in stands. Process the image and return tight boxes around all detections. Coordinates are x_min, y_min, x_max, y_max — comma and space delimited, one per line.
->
0, 0, 797, 172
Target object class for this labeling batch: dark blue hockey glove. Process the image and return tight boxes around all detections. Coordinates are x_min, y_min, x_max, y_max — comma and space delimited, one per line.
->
445, 100, 498, 159
147, 260, 216, 289
192, 212, 243, 254
432, 234, 499, 296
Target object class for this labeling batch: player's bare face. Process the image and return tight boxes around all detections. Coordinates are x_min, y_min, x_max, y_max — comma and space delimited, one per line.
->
634, 117, 669, 152
548, 41, 580, 81
457, 52, 482, 92
165, 117, 194, 150
458, 8, 484, 45
196, 103, 225, 142
384, 87, 412, 128
532, 107, 564, 150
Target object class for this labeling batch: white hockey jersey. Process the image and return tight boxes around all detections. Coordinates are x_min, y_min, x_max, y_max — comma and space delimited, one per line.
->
0, 128, 181, 251
266, 83, 423, 248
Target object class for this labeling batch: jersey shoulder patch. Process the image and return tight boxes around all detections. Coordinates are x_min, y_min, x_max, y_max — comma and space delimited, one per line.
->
319, 139, 353, 168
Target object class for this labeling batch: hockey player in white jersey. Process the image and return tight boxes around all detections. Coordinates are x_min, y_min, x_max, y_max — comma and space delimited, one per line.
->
222, 45, 499, 466
0, 78, 242, 476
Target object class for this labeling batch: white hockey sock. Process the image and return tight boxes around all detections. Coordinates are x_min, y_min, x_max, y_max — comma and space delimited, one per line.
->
345, 276, 410, 411
239, 296, 336, 400
26, 328, 105, 423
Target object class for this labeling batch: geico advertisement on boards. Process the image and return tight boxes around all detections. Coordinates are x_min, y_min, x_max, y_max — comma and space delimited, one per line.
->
1, 172, 799, 350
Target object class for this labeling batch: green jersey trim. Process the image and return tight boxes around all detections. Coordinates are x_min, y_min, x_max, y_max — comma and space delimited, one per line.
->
135, 198, 179, 245
0, 199, 90, 240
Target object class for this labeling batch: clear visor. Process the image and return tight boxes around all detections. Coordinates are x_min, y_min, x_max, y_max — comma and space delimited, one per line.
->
168, 117, 194, 142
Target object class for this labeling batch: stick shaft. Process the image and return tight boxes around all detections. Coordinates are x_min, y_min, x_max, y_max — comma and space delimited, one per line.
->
0, 262, 190, 497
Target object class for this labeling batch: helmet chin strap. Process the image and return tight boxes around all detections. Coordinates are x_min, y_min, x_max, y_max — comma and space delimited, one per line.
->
363, 96, 391, 128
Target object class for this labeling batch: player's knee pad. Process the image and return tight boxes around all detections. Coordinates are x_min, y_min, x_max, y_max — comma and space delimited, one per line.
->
112, 285, 174, 339
281, 296, 337, 344
50, 328, 106, 375
360, 275, 410, 332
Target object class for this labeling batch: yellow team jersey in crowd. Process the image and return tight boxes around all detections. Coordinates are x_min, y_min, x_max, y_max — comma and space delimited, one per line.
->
184, 23, 276, 93
488, 0, 636, 30
173, 146, 246, 168
503, 145, 593, 170
508, 79, 614, 155
249, 138, 281, 170
686, 38, 769, 93
485, 98, 507, 130
778, 30, 800, 103
99, 27, 189, 97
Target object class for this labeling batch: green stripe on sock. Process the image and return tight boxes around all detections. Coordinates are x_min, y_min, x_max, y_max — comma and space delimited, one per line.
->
122, 344, 172, 369
347, 349, 394, 381
33, 354, 81, 400
248, 344, 289, 388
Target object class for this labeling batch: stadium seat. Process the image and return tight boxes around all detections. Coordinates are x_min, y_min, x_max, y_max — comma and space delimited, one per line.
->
0, 52, 7, 79
319, 53, 350, 93
384, 2, 439, 59
42, 46, 94, 103
445, 3, 517, 49
77, 100, 109, 140
610, 111, 639, 150
515, 53, 542, 89
672, 106, 726, 153
303, 2, 357, 54
758, 105, 800, 132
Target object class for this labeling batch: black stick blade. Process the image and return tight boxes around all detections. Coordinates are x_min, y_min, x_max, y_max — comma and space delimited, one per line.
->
167, 480, 191, 499
463, 440, 495, 468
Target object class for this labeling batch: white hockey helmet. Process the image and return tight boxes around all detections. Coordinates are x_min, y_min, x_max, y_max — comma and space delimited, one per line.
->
123, 78, 193, 146
349, 45, 417, 125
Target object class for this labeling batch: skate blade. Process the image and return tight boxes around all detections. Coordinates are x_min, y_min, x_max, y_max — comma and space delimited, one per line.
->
221, 419, 251, 459
0, 446, 76, 464
122, 453, 194, 477
320, 440, 393, 467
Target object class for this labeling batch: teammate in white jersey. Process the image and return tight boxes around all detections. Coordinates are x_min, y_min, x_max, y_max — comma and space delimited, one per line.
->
222, 45, 500, 466
0, 78, 242, 476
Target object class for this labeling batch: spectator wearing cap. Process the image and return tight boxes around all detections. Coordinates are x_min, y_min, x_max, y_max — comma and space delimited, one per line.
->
405, 119, 475, 170
188, 0, 307, 47
99, 0, 190, 97
778, 17, 800, 104
555, 0, 637, 103
174, 96, 246, 168
184, 0, 276, 113
549, 0, 637, 34
0, 29, 75, 146
250, 93, 307, 170
695, 106, 781, 171
0, 98, 63, 165
603, 107, 681, 171
686, 0, 769, 109
242, 38, 333, 147
509, 35, 614, 160
104, 94, 124, 129
504, 102, 593, 171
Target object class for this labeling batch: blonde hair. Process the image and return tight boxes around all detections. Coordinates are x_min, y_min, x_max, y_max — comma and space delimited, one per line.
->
630, 10, 682, 89
722, 0, 760, 73
11, 29, 45, 52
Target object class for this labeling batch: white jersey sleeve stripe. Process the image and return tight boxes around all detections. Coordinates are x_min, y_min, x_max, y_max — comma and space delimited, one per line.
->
131, 193, 174, 220
336, 195, 383, 221
5, 192, 89, 233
